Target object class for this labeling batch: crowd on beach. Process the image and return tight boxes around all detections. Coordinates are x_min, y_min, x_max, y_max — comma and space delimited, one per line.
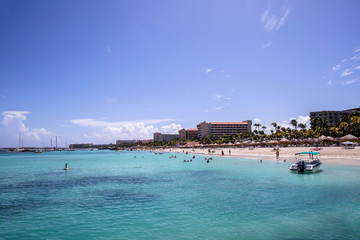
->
150, 145, 360, 166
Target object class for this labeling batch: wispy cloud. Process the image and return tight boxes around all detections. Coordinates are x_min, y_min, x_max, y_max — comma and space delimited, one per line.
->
254, 118, 262, 123
341, 68, 353, 77
106, 46, 111, 54
262, 40, 272, 49
343, 79, 358, 85
205, 68, 212, 73
207, 93, 232, 112
215, 94, 224, 102
0, 94, 6, 99
332, 65, 341, 71
261, 6, 291, 32
328, 47, 360, 86
350, 55, 360, 61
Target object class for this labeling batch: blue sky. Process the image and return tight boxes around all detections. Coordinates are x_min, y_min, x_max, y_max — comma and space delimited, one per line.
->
1, 0, 360, 147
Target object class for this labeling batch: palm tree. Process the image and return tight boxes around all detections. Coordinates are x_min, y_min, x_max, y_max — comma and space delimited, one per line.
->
290, 119, 298, 130
339, 122, 349, 136
262, 125, 267, 132
298, 123, 306, 130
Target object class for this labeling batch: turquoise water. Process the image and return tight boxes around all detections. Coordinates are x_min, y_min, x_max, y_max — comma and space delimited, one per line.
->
0, 150, 359, 240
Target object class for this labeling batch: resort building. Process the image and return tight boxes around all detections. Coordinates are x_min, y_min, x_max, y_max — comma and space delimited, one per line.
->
196, 120, 252, 138
153, 132, 180, 142
310, 106, 360, 126
178, 128, 199, 140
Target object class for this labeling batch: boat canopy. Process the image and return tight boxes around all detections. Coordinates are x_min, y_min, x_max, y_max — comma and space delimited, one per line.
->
295, 152, 320, 155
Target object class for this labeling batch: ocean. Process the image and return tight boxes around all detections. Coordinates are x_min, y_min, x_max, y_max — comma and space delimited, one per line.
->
0, 150, 359, 239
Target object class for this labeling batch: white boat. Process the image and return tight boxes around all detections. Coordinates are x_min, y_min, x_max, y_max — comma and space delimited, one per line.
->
290, 152, 322, 173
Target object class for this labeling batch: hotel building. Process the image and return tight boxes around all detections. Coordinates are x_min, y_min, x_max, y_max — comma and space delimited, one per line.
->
153, 132, 181, 142
178, 128, 199, 140
310, 106, 360, 126
197, 120, 252, 138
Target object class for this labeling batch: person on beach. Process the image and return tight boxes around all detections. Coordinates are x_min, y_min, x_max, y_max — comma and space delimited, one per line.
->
229, 149, 231, 155
221, 150, 224, 156
208, 149, 211, 154
276, 149, 279, 159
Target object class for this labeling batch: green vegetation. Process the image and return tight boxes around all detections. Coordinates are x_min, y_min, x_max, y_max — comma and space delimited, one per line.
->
115, 112, 360, 148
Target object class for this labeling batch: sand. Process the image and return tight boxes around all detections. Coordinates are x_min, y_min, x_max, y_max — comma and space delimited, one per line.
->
161, 146, 360, 166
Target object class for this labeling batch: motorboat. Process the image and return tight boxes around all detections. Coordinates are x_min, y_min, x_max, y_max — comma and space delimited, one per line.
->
290, 152, 322, 173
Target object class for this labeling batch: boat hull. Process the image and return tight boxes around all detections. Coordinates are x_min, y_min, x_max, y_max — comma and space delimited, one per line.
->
290, 161, 322, 173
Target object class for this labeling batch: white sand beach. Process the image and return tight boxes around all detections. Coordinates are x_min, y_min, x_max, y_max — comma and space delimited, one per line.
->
162, 146, 360, 166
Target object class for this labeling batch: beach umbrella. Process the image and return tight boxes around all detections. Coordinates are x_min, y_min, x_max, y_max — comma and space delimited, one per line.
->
326, 136, 335, 141
341, 134, 357, 141
318, 135, 327, 141
279, 137, 290, 143
341, 141, 355, 145
267, 140, 278, 145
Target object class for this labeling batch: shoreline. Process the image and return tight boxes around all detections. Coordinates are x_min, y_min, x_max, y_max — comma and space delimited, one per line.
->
161, 146, 360, 166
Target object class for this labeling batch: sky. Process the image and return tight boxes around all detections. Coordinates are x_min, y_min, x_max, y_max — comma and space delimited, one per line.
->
1, 0, 360, 147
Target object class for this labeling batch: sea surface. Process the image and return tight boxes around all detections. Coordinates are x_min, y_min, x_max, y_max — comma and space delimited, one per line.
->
0, 150, 359, 240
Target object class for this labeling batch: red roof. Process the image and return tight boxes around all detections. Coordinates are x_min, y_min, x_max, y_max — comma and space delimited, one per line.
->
187, 129, 198, 131
210, 122, 247, 125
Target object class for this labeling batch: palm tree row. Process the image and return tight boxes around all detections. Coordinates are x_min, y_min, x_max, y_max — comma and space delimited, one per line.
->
119, 112, 360, 148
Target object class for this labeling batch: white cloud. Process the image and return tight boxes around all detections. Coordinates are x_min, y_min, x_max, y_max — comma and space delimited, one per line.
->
205, 68, 212, 73
260, 6, 291, 32
350, 55, 360, 61
332, 65, 341, 71
0, 111, 52, 147
215, 94, 224, 102
355, 48, 360, 52
254, 118, 262, 123
341, 68, 353, 77
262, 40, 272, 49
215, 106, 224, 111
279, 115, 310, 129
276, 8, 291, 31
160, 123, 182, 134
355, 66, 360, 70
70, 118, 180, 142
343, 79, 358, 85
327, 81, 332, 86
